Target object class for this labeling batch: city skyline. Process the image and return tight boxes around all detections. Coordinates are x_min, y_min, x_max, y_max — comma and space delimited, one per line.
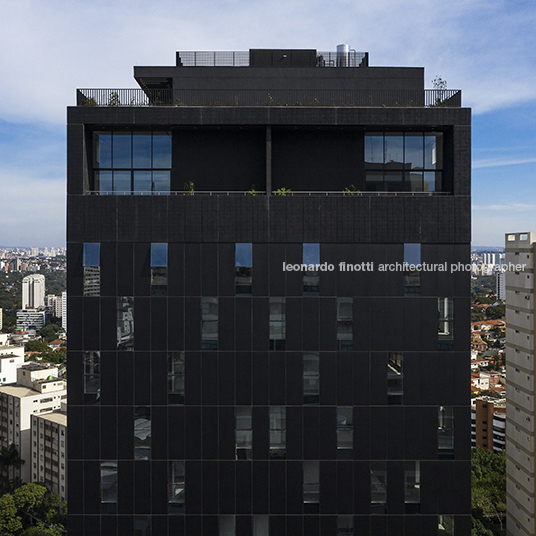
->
1, 0, 535, 247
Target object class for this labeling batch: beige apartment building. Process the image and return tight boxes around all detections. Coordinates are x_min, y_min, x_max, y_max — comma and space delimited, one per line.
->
0, 363, 66, 483
505, 232, 536, 536
31, 404, 67, 501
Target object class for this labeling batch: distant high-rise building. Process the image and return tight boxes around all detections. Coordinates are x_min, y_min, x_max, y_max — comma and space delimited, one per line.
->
30, 248, 39, 257
497, 271, 506, 300
471, 398, 505, 452
46, 295, 63, 319
505, 232, 536, 536
22, 273, 45, 309
61, 292, 67, 332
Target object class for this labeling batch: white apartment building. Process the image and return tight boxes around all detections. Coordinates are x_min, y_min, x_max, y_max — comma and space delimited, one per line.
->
16, 309, 45, 332
61, 291, 67, 332
31, 403, 67, 500
0, 363, 67, 483
22, 274, 45, 309
505, 232, 536, 536
497, 271, 506, 300
0, 335, 25, 385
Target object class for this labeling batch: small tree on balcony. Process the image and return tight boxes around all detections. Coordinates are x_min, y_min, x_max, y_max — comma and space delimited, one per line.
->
431, 76, 447, 106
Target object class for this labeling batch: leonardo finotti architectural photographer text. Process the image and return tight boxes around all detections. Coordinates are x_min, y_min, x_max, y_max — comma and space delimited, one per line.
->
283, 262, 526, 274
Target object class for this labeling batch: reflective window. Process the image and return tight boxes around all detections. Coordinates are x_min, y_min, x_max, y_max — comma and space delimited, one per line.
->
152, 132, 172, 168
93, 131, 172, 194
134, 407, 151, 460
364, 132, 444, 192
168, 352, 185, 405
303, 461, 320, 511
438, 297, 454, 350
151, 243, 168, 267
133, 170, 152, 193
219, 516, 235, 536
387, 353, 403, 405
364, 133, 384, 164
337, 298, 353, 351
117, 297, 134, 350
303, 352, 320, 405
235, 243, 252, 295
169, 461, 185, 513
112, 132, 131, 168
404, 133, 424, 170
253, 516, 269, 536
83, 351, 100, 405
83, 243, 100, 266
404, 243, 421, 295
337, 407, 353, 458
269, 407, 286, 459
438, 406, 454, 458
303, 243, 320, 265
269, 298, 286, 350
370, 461, 387, 513
151, 243, 168, 296
303, 243, 320, 295
404, 461, 420, 513
236, 407, 252, 460
100, 461, 117, 513
132, 132, 152, 168
425, 132, 443, 169
201, 298, 218, 350
384, 133, 404, 165
83, 243, 100, 296
438, 515, 455, 536
94, 132, 111, 168
337, 516, 354, 536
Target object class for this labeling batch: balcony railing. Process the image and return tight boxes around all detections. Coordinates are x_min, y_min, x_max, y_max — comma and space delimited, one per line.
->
175, 50, 368, 67
77, 88, 461, 108
87, 190, 451, 197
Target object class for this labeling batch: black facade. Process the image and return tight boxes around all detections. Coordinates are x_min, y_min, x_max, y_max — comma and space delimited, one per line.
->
68, 49, 471, 535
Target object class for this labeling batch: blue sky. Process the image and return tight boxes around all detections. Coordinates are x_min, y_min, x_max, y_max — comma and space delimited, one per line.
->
0, 0, 535, 247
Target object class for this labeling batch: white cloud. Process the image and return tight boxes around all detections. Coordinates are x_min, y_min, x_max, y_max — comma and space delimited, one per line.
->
473, 157, 536, 169
473, 203, 536, 212
0, 0, 535, 125
1, 0, 535, 246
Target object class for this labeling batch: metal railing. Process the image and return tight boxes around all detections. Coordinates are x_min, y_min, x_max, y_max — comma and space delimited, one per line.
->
87, 190, 450, 197
77, 88, 461, 107
175, 50, 368, 67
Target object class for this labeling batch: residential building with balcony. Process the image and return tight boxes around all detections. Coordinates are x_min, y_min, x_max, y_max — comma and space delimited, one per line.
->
68, 47, 471, 536
470, 398, 506, 452
31, 403, 67, 501
0, 363, 66, 483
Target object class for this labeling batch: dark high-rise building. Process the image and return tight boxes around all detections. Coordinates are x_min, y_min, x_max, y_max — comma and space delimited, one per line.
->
67, 47, 471, 535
